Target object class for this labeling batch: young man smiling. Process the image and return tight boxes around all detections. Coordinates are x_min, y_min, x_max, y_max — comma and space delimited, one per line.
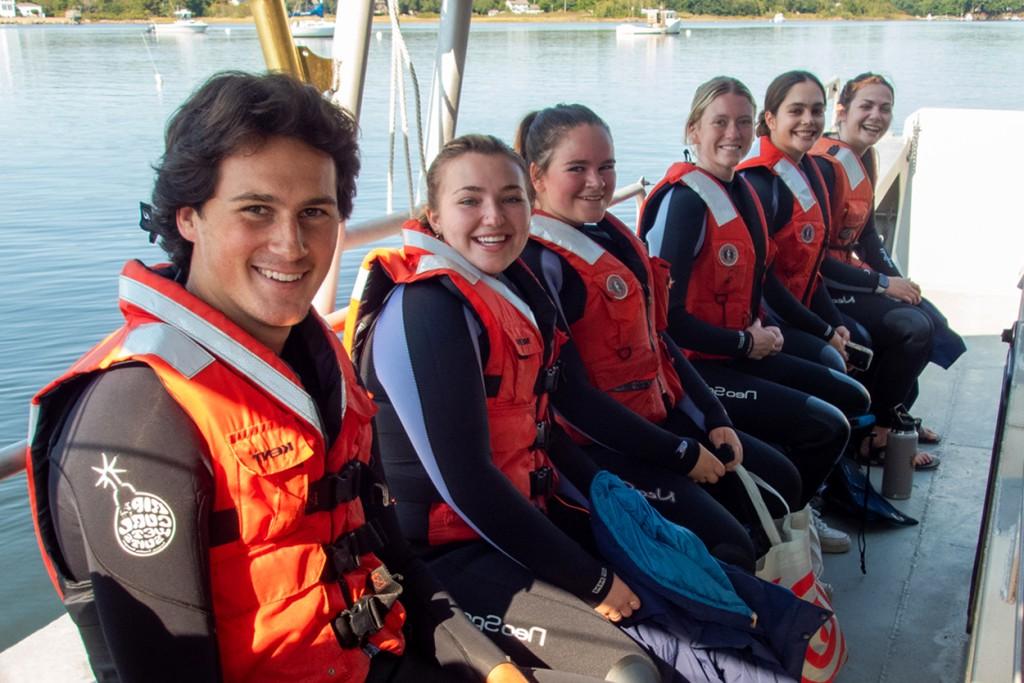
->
25, 72, 534, 683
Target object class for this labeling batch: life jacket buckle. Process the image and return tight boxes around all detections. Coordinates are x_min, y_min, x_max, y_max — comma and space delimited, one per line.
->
537, 361, 562, 395
533, 421, 551, 450
530, 465, 555, 498
332, 565, 403, 649
332, 595, 389, 649
307, 460, 364, 513
322, 520, 386, 581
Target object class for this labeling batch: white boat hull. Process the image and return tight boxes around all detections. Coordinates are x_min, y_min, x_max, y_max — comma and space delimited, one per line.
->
151, 21, 208, 34
291, 20, 333, 38
616, 19, 681, 35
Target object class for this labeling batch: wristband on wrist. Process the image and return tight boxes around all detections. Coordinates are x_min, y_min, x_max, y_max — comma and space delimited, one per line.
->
822, 324, 835, 341
739, 331, 753, 357
875, 273, 890, 294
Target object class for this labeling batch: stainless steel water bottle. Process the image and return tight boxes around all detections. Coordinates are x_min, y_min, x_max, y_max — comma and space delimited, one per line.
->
882, 406, 917, 500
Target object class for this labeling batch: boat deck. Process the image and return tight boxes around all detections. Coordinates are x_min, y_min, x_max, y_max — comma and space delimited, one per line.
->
824, 334, 1004, 682
0, 336, 1005, 682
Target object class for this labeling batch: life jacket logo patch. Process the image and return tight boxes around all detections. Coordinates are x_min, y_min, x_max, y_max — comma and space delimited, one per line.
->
800, 224, 815, 243
93, 452, 176, 557
606, 274, 629, 300
228, 421, 302, 474
718, 243, 739, 267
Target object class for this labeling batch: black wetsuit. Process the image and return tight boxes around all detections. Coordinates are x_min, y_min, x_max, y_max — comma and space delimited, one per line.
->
640, 176, 870, 505
44, 315, 511, 683
741, 156, 848, 372
520, 223, 800, 571
814, 151, 934, 428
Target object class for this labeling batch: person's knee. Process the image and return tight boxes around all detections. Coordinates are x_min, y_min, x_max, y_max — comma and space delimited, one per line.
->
801, 396, 850, 455
818, 344, 847, 373
885, 307, 933, 350
827, 368, 871, 416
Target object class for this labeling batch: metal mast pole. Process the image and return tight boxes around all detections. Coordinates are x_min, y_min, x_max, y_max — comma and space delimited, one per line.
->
423, 0, 472, 170
313, 0, 375, 315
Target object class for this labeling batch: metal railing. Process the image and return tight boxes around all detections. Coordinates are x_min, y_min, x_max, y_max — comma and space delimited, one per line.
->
963, 272, 1024, 683
0, 179, 650, 482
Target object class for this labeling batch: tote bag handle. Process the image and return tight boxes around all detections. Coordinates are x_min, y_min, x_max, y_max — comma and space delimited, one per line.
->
735, 465, 789, 547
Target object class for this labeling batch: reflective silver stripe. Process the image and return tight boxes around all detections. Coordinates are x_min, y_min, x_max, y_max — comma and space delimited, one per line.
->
403, 229, 538, 328
530, 214, 605, 265
680, 170, 738, 226
121, 323, 215, 379
350, 264, 371, 302
119, 275, 326, 438
27, 403, 39, 442
833, 146, 867, 190
745, 137, 762, 161
772, 157, 817, 212
417, 254, 479, 285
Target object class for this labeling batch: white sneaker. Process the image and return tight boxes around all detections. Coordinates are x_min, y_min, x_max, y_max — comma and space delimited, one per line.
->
811, 508, 851, 553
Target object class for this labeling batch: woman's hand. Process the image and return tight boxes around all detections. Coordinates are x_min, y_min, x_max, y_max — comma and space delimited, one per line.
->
486, 663, 531, 683
708, 426, 744, 471
765, 325, 784, 354
884, 277, 922, 304
688, 443, 727, 483
829, 325, 850, 361
745, 320, 779, 359
595, 574, 641, 623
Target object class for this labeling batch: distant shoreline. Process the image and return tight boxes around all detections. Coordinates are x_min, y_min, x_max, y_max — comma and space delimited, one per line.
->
3, 10, 1015, 25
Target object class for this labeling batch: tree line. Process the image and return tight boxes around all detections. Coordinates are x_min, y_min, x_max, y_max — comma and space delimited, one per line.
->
34, 0, 1022, 21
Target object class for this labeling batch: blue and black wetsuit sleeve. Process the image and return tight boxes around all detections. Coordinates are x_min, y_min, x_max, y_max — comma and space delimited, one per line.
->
857, 213, 902, 277
551, 338, 700, 474
642, 184, 752, 358
660, 332, 733, 432
367, 279, 613, 606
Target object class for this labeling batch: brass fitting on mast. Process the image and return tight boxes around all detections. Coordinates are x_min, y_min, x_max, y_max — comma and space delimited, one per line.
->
250, 0, 332, 92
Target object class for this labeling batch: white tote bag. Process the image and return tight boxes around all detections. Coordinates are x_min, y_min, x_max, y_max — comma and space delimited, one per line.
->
735, 465, 846, 683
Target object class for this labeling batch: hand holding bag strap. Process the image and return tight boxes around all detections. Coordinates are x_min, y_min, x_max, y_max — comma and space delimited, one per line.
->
734, 465, 783, 547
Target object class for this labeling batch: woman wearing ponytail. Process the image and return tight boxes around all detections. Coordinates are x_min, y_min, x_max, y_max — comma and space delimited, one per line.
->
638, 76, 869, 553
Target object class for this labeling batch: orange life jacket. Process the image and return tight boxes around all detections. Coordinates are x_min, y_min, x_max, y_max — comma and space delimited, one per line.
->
811, 136, 874, 269
528, 211, 683, 427
737, 136, 829, 305
642, 162, 769, 359
344, 220, 559, 546
27, 260, 404, 683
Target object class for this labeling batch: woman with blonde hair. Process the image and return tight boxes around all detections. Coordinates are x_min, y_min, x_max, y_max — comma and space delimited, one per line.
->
639, 76, 869, 552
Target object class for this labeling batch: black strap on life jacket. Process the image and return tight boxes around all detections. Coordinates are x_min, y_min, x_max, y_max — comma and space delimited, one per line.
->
529, 465, 555, 499
307, 460, 366, 513
321, 519, 388, 580
332, 565, 404, 649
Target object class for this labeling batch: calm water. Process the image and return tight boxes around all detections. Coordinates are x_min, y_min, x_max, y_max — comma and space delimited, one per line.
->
1, 18, 1022, 650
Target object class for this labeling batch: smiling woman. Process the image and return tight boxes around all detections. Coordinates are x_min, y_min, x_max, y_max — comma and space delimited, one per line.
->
422, 141, 532, 275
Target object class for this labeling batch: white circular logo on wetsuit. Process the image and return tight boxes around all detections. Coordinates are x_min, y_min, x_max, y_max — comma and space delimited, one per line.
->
115, 492, 176, 557
92, 452, 177, 557
718, 243, 739, 267
800, 223, 815, 243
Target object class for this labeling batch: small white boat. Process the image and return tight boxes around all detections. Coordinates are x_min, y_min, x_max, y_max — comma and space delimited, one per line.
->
290, 18, 333, 38
616, 8, 682, 35
772, 12, 785, 23
149, 9, 209, 35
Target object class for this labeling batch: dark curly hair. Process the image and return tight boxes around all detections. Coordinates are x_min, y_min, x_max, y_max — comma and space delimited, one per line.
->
149, 71, 360, 271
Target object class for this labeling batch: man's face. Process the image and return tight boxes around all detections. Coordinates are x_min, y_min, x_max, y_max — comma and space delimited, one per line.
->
177, 135, 340, 352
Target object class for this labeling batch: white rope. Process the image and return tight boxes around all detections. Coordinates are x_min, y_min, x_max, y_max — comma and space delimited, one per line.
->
385, 0, 427, 216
